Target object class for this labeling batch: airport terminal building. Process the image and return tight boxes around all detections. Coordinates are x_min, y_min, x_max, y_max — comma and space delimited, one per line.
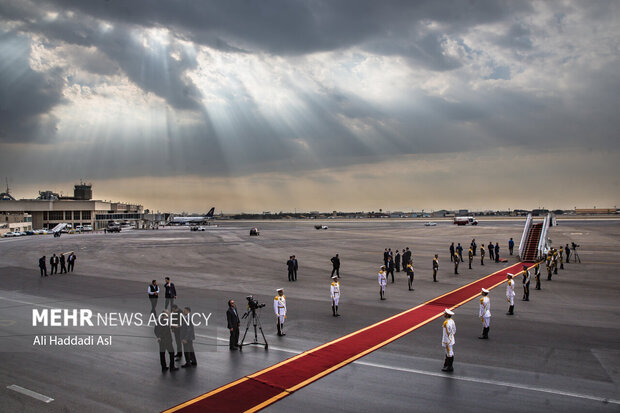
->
0, 184, 144, 230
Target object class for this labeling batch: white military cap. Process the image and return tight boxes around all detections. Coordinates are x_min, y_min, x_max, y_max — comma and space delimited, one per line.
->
276, 288, 283, 292
444, 309, 455, 316
481, 288, 489, 294
331, 276, 338, 279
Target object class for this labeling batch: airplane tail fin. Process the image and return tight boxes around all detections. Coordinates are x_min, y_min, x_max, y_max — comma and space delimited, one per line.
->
206, 207, 215, 218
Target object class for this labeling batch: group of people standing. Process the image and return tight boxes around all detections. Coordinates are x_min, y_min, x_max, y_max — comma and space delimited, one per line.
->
442, 240, 575, 372
449, 239, 506, 274
147, 277, 197, 372
38, 252, 76, 276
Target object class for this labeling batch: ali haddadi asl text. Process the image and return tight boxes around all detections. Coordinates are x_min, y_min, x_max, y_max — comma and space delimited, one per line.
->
32, 335, 112, 346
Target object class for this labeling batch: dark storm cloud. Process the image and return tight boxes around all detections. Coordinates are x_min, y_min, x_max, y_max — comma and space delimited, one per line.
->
42, 0, 533, 57
0, 31, 63, 142
0, 0, 619, 189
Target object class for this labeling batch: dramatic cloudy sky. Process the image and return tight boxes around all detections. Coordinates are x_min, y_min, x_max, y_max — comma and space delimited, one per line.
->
0, 0, 618, 213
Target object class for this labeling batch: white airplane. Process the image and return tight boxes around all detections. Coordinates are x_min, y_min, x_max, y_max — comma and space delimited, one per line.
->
171, 208, 215, 224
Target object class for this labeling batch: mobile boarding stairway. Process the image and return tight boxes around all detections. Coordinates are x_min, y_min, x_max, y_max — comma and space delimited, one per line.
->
518, 213, 555, 262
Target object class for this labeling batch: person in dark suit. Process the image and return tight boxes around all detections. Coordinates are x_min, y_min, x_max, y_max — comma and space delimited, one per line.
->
383, 248, 389, 267
508, 238, 515, 255
394, 250, 401, 272
449, 243, 455, 262
330, 254, 340, 277
471, 239, 477, 256
292, 255, 298, 281
495, 243, 500, 262
227, 299, 240, 350
148, 280, 159, 315
170, 304, 183, 360
488, 242, 495, 261
67, 252, 76, 272
181, 307, 197, 367
386, 256, 395, 283
164, 277, 177, 310
59, 253, 67, 274
402, 248, 411, 269
286, 256, 295, 282
39, 256, 47, 277
50, 254, 59, 275
154, 312, 177, 372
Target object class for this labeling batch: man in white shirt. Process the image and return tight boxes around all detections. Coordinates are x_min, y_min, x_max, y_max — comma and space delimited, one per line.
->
441, 309, 456, 372
378, 266, 387, 300
330, 276, 340, 317
479, 288, 491, 339
274, 288, 287, 336
506, 273, 515, 315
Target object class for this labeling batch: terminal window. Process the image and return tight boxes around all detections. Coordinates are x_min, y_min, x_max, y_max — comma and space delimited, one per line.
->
82, 211, 91, 220
49, 211, 63, 220
65, 211, 72, 220
73, 211, 81, 220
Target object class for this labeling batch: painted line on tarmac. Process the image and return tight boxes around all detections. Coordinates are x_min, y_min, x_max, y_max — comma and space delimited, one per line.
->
7, 384, 54, 403
199, 334, 620, 406
0, 296, 54, 309
359, 361, 620, 406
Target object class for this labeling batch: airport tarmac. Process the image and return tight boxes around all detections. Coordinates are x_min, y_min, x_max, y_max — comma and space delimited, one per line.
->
0, 219, 619, 412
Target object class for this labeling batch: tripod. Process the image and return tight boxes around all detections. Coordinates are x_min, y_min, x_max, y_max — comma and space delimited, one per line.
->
572, 248, 581, 263
239, 308, 268, 350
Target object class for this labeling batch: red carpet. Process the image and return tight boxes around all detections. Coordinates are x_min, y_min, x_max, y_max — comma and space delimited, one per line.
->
164, 262, 534, 413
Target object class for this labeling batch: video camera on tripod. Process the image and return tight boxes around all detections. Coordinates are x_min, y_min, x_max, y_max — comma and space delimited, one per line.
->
242, 295, 265, 319
240, 295, 268, 350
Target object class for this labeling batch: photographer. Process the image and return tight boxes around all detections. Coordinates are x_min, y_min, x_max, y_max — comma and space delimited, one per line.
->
227, 299, 240, 350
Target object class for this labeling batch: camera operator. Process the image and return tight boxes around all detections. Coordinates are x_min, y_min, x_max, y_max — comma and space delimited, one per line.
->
227, 299, 240, 350
571, 242, 581, 263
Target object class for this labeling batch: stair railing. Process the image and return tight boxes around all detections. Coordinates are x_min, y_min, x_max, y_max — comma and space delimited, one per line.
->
537, 213, 551, 260
518, 213, 532, 260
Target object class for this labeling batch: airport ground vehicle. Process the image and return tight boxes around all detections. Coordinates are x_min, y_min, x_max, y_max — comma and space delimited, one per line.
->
107, 226, 121, 233
250, 227, 259, 236
454, 216, 478, 226
424, 222, 437, 226
314, 225, 329, 230
190, 226, 206, 231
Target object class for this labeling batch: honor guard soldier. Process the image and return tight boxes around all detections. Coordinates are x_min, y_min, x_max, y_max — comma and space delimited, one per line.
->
552, 249, 559, 275
480, 245, 485, 265
441, 309, 456, 372
468, 248, 473, 269
546, 250, 552, 267
506, 273, 515, 315
378, 266, 387, 300
546, 260, 553, 280
274, 288, 287, 336
432, 255, 439, 282
479, 288, 491, 339
534, 262, 541, 290
330, 276, 341, 316
453, 253, 460, 274
406, 260, 414, 291
522, 265, 530, 301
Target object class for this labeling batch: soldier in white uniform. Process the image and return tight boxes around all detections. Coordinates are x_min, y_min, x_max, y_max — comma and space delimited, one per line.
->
330, 276, 341, 317
274, 288, 287, 336
506, 273, 515, 315
478, 288, 491, 339
441, 309, 456, 372
378, 266, 387, 300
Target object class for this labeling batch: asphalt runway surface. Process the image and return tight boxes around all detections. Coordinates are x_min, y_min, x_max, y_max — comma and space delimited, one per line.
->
0, 218, 619, 412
